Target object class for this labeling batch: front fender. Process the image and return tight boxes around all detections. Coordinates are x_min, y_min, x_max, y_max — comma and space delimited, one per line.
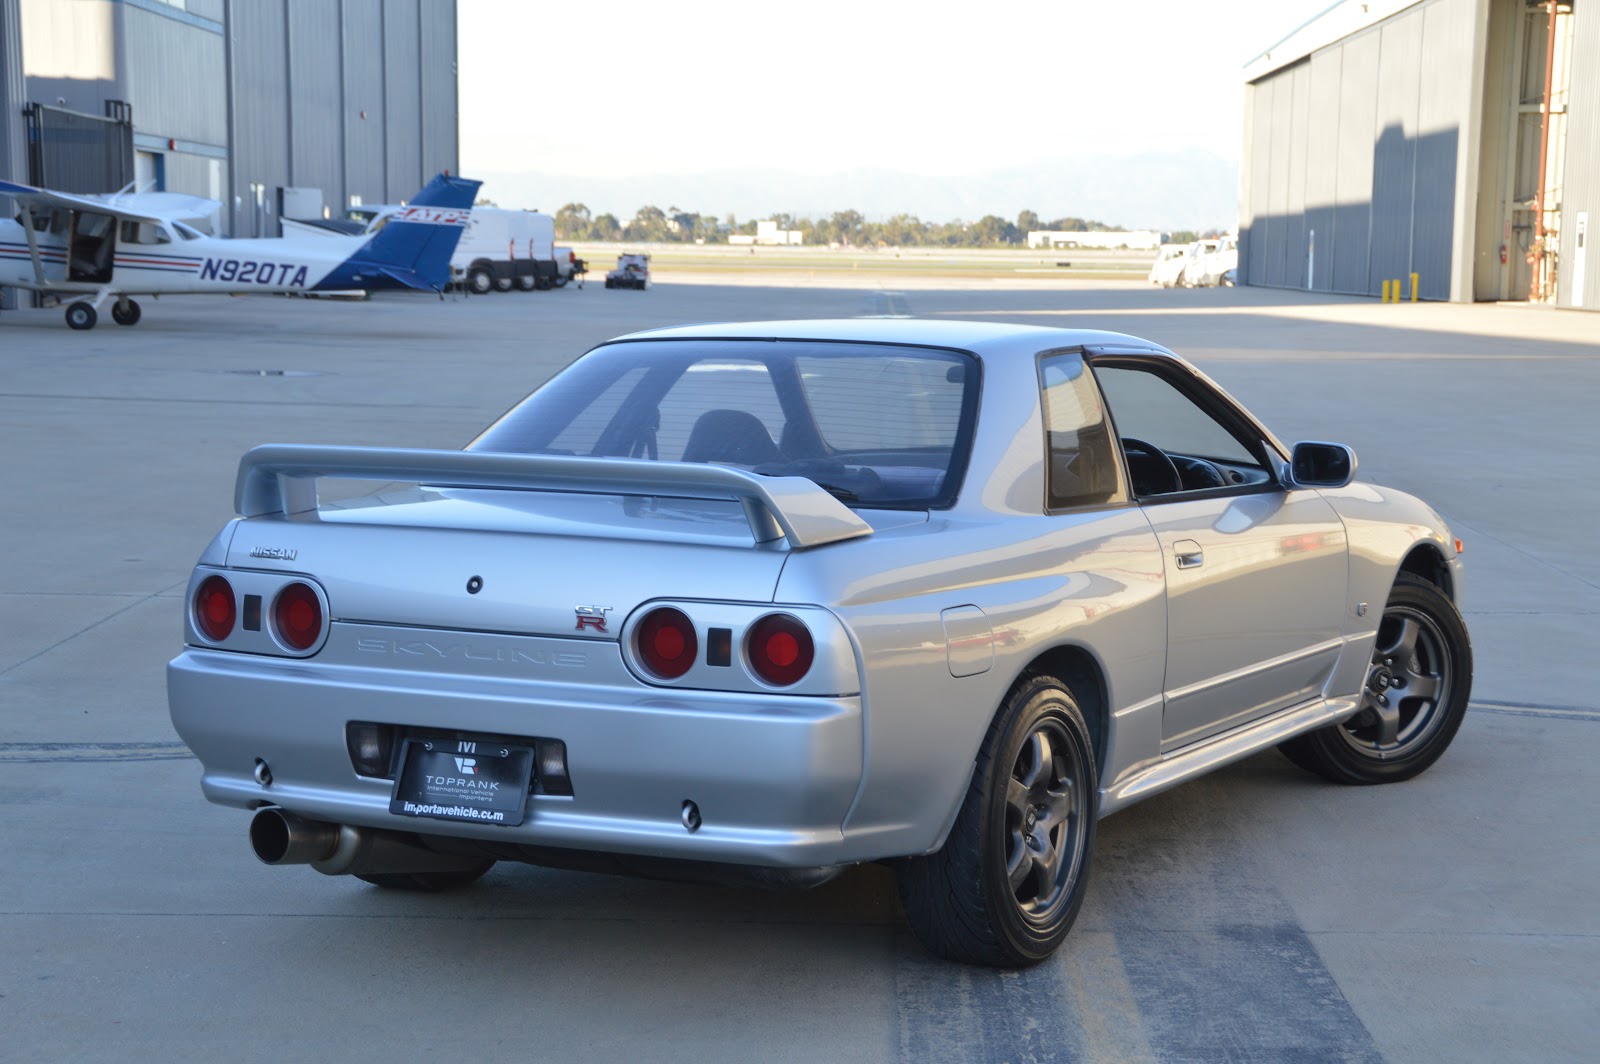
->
1319, 481, 1462, 613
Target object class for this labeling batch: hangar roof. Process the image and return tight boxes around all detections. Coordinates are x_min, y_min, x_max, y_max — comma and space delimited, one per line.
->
1244, 0, 1426, 82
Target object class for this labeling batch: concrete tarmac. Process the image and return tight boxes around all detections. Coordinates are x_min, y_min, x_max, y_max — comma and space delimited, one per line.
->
1, 278, 1596, 1063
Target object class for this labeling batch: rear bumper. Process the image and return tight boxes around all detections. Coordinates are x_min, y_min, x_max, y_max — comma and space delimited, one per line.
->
167, 629, 864, 868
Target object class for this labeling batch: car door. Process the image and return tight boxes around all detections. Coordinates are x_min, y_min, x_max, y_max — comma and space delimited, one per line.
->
1090, 355, 1349, 751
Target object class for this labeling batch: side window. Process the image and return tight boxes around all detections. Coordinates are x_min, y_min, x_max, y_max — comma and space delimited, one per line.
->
1040, 352, 1124, 509
1093, 363, 1272, 498
119, 221, 171, 245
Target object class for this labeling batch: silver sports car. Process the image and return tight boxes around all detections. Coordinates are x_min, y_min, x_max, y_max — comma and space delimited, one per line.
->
168, 320, 1472, 967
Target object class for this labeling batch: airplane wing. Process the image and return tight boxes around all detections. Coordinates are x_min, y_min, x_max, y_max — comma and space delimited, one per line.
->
0, 179, 164, 224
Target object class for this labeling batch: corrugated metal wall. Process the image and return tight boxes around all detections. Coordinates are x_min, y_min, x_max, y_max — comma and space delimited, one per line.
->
121, 5, 226, 148
382, 0, 422, 201
341, 0, 385, 205
287, 0, 343, 213
228, 0, 289, 233
418, 0, 458, 186
1240, 0, 1479, 300
226, 0, 457, 234
1560, 4, 1599, 308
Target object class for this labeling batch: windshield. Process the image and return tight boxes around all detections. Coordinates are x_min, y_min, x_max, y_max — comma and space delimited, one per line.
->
469, 339, 980, 509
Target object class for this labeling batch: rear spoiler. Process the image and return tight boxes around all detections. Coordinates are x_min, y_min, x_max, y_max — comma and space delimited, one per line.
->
234, 445, 874, 550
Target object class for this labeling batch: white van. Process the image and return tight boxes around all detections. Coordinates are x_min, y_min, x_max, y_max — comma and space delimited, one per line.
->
295, 205, 560, 294
451, 208, 556, 293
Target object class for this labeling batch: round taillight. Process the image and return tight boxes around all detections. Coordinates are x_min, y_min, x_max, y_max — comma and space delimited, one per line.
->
636, 607, 697, 680
273, 582, 323, 651
746, 614, 814, 687
194, 575, 236, 642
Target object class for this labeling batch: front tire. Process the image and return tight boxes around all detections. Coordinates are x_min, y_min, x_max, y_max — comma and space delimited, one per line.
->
356, 861, 495, 892
1279, 573, 1472, 784
466, 266, 494, 295
896, 674, 1097, 967
65, 301, 97, 330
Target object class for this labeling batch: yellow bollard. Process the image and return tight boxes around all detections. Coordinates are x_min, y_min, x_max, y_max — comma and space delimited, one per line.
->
1411, 272, 1419, 302
1381, 280, 1391, 303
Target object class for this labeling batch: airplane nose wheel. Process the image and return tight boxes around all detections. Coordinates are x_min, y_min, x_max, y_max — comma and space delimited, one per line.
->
65, 301, 97, 331
111, 298, 142, 326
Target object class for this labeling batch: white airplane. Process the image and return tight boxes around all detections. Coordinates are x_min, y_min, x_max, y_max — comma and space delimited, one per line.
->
0, 172, 480, 330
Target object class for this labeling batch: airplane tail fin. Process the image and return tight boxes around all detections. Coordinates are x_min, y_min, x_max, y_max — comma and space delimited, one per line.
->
324, 173, 481, 292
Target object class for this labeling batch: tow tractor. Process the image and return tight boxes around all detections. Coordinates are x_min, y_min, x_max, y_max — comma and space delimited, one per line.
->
604, 253, 649, 290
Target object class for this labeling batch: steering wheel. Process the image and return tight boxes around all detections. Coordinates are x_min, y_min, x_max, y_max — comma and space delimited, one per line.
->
1121, 437, 1182, 496
1172, 455, 1229, 490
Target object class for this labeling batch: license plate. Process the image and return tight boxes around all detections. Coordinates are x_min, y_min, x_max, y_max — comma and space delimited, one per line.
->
389, 737, 534, 827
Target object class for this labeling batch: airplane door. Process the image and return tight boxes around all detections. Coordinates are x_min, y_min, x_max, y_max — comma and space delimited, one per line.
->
68, 211, 117, 284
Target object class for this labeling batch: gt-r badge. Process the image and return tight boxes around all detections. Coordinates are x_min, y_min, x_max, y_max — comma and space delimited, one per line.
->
575, 605, 612, 632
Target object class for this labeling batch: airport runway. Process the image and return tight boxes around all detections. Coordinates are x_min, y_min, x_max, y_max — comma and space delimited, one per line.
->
1, 278, 1595, 1062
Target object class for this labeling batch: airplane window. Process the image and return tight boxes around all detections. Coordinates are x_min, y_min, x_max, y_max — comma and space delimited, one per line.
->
172, 222, 204, 241
119, 221, 171, 245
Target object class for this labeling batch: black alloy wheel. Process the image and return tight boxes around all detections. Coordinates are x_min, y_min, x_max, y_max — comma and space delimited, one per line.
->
1280, 572, 1472, 784
896, 674, 1097, 967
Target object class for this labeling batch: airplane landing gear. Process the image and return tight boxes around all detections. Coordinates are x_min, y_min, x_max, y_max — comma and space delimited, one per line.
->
65, 301, 98, 331
111, 298, 142, 326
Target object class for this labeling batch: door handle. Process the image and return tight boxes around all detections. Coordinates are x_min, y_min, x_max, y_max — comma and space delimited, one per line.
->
1174, 539, 1205, 569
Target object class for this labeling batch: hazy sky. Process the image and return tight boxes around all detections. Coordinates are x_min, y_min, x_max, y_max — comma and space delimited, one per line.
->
458, 0, 1334, 179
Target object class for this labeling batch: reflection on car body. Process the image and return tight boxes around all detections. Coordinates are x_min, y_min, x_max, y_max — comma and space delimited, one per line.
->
168, 319, 1472, 967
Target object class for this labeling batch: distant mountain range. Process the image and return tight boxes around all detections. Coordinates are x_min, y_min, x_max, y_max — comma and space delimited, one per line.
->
469, 149, 1239, 233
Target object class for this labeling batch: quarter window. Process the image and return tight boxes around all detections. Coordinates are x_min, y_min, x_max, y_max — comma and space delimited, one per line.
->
1040, 352, 1124, 509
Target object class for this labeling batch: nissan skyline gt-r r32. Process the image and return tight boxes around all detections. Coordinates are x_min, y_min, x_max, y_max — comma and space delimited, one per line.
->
168, 320, 1472, 967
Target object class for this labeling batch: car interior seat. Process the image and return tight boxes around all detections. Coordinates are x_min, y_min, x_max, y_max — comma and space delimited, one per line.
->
681, 409, 782, 465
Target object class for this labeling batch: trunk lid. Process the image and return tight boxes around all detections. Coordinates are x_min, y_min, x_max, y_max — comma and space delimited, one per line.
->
225, 489, 790, 638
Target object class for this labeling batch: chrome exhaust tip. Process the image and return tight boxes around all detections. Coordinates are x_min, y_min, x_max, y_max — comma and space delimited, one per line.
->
248, 808, 492, 878
249, 807, 339, 866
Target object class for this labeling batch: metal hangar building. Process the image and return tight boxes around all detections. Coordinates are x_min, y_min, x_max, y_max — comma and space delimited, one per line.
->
0, 0, 458, 239
1239, 0, 1596, 310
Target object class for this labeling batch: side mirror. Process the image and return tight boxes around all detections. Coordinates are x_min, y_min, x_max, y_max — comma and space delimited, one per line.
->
1284, 441, 1357, 489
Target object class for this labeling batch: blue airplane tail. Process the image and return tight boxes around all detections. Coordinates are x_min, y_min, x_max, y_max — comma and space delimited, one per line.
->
314, 173, 481, 292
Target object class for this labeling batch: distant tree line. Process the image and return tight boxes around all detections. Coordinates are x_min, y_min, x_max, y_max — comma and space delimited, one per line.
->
552, 203, 1154, 248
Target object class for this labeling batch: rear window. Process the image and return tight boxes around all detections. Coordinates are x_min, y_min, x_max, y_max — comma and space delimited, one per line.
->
469, 339, 980, 509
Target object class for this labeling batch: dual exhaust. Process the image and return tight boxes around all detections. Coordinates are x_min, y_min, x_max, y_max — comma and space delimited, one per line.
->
249, 807, 485, 878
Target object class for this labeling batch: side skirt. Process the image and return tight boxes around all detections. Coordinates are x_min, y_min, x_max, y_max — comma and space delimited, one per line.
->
1097, 694, 1361, 817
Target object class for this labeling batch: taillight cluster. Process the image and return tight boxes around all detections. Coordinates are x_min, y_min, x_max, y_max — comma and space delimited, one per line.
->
188, 570, 328, 656
636, 607, 698, 680
630, 605, 818, 689
195, 575, 236, 641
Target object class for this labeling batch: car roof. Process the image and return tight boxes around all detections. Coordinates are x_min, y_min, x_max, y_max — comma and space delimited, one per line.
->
605, 319, 1177, 358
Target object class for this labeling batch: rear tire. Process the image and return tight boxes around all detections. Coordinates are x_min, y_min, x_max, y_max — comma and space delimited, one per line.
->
1279, 573, 1472, 784
494, 275, 513, 292
356, 861, 495, 892
515, 274, 536, 291
896, 674, 1097, 967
